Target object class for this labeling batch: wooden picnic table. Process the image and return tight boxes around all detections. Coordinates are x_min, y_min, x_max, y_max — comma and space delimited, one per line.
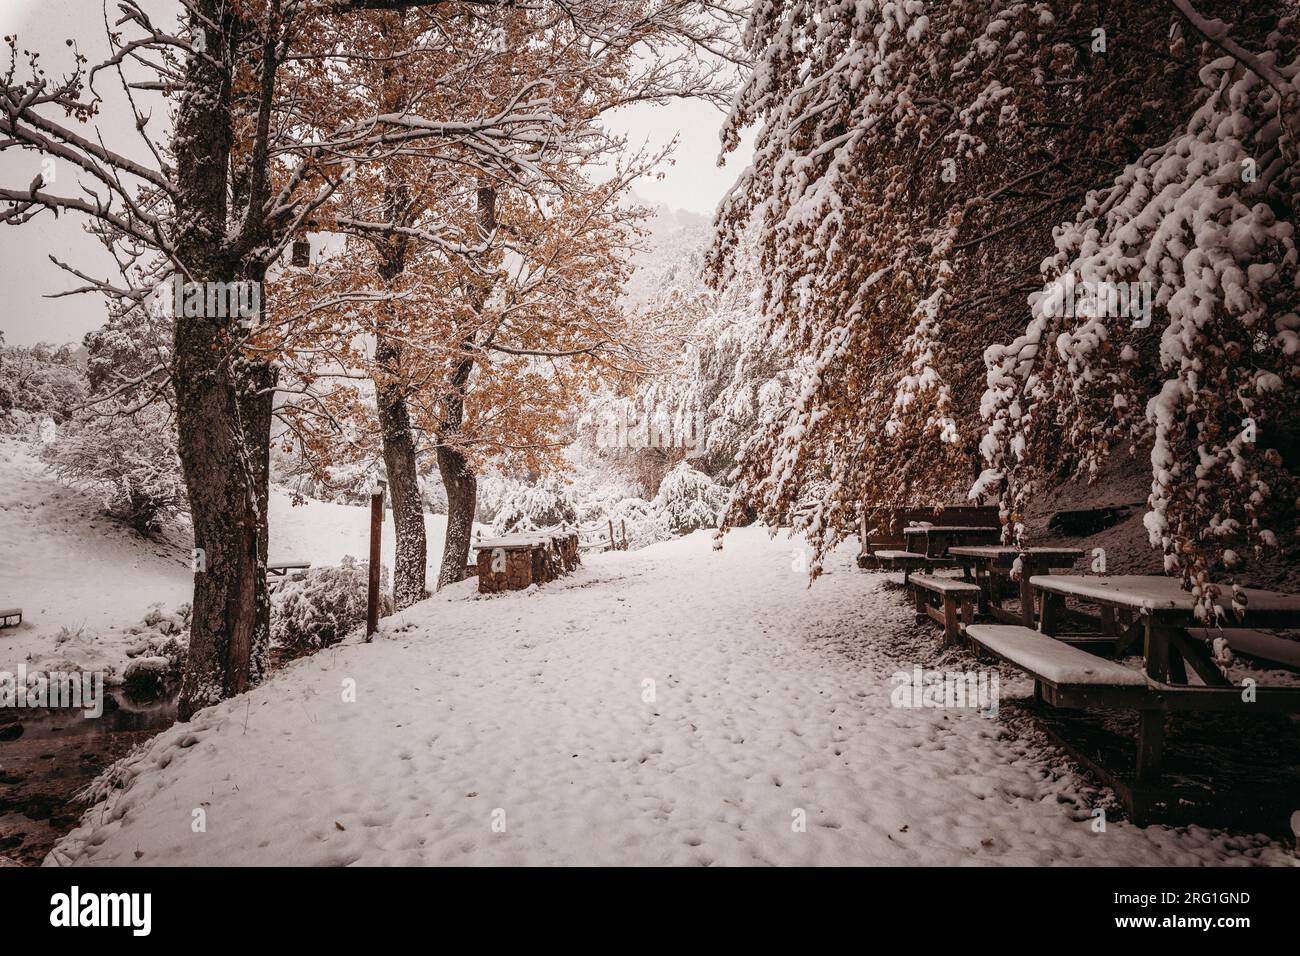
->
950, 546, 1083, 626
266, 560, 311, 594
1029, 574, 1300, 783
1031, 574, 1300, 681
902, 525, 1001, 559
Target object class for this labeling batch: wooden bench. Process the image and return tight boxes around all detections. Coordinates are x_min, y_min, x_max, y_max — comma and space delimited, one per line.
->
965, 624, 1150, 708
950, 546, 1083, 625
911, 576, 980, 644
1187, 627, 1300, 671
0, 608, 21, 628
266, 560, 311, 594
871, 549, 933, 582
967, 620, 1300, 823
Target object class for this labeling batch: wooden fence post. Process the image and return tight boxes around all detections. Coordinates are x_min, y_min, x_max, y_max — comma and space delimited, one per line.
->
366, 479, 385, 641
608, 517, 615, 552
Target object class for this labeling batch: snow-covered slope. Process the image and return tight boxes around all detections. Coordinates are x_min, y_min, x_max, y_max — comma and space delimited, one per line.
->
47, 527, 1295, 866
0, 439, 457, 679
0, 440, 192, 634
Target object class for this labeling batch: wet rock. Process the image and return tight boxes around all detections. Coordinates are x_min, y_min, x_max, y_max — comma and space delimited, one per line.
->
122, 657, 173, 698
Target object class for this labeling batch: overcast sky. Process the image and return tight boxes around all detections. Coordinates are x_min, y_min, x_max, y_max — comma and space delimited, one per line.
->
0, 0, 753, 348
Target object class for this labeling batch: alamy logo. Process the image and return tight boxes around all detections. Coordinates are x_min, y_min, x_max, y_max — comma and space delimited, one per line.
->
1040, 274, 1152, 328
0, 664, 103, 718
594, 400, 706, 458
171, 277, 261, 325
50, 886, 151, 936
890, 666, 999, 718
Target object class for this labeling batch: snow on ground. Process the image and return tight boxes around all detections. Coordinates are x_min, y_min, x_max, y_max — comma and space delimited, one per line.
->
0, 438, 455, 681
47, 527, 1296, 866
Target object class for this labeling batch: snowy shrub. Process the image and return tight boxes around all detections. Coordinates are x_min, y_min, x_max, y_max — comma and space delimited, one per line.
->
608, 496, 658, 549
653, 462, 726, 537
421, 472, 448, 515
270, 557, 391, 652
0, 341, 87, 429
490, 476, 578, 534
41, 402, 186, 535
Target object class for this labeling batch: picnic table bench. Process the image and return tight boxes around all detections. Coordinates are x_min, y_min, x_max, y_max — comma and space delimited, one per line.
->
996, 574, 1300, 819
871, 549, 932, 582
0, 607, 21, 628
872, 525, 1004, 583
911, 576, 980, 644
857, 505, 1000, 569
266, 560, 311, 594
949, 546, 1083, 626
902, 525, 1002, 559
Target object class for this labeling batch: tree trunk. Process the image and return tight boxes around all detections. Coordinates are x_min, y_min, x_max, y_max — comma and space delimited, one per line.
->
436, 443, 476, 589
174, 322, 277, 720
431, 182, 493, 590
375, 333, 428, 608
172, 3, 278, 721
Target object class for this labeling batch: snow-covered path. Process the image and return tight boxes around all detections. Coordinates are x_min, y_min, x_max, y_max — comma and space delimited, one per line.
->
48, 529, 1295, 866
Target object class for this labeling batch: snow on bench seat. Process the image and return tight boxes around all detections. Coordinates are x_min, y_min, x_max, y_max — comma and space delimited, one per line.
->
873, 550, 926, 561
911, 576, 980, 594
965, 624, 1147, 687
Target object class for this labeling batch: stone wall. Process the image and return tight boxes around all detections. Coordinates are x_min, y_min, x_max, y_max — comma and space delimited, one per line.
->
475, 533, 580, 594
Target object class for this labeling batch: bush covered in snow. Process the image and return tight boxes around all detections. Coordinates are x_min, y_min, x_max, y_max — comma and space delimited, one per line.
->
41, 401, 186, 535
0, 340, 87, 431
490, 476, 578, 534
608, 496, 659, 549
654, 462, 726, 537
270, 557, 391, 652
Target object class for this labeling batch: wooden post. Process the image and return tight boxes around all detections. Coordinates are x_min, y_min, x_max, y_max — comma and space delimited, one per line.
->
942, 595, 959, 645
366, 481, 384, 641
1136, 709, 1165, 783
620, 519, 626, 550
1019, 560, 1036, 628
608, 517, 615, 552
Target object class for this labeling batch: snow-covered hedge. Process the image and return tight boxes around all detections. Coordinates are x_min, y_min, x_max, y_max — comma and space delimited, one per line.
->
270, 557, 391, 652
608, 496, 658, 549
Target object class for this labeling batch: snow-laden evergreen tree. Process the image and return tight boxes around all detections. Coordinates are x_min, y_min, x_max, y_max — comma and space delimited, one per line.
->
654, 461, 727, 537
490, 477, 579, 534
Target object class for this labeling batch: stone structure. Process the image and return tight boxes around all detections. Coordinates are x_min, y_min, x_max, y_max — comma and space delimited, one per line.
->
474, 532, 580, 594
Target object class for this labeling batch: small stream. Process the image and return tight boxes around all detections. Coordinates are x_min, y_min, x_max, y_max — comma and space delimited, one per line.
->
0, 682, 180, 866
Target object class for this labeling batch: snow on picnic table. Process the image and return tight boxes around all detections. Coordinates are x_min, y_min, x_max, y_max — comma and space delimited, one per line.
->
48, 528, 1296, 866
